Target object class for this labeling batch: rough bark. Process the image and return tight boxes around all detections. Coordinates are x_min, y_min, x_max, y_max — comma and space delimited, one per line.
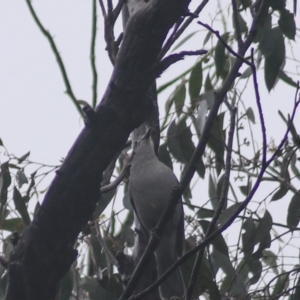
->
5, 1, 189, 299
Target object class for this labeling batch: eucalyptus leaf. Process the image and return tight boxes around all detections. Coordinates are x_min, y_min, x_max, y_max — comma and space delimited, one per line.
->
279, 9, 296, 40
287, 191, 300, 227
259, 27, 285, 91
254, 210, 273, 245
189, 60, 203, 103
214, 32, 230, 78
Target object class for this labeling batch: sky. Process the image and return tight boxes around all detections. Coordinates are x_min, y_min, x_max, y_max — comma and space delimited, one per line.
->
1, 0, 300, 290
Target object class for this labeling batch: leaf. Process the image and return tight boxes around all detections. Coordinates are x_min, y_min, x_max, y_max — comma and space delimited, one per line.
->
93, 187, 117, 220
158, 67, 192, 94
208, 173, 217, 206
253, 13, 272, 44
211, 248, 234, 276
232, 11, 248, 35
218, 202, 243, 228
197, 207, 214, 219
172, 31, 199, 51
17, 151, 30, 163
158, 143, 173, 170
290, 152, 300, 179
0, 162, 11, 207
287, 191, 300, 227
199, 220, 229, 256
262, 250, 278, 275
33, 201, 41, 218
270, 0, 286, 11
13, 187, 31, 226
254, 210, 273, 245
16, 169, 28, 188
246, 107, 255, 124
215, 173, 227, 210
271, 183, 289, 201
0, 272, 8, 299
177, 121, 194, 163
174, 82, 186, 117
117, 225, 135, 246
242, 217, 256, 259
271, 154, 291, 201
0, 218, 25, 233
57, 270, 73, 300
189, 61, 203, 103
240, 0, 252, 9
279, 9, 296, 39
182, 239, 221, 300
214, 32, 230, 79
248, 259, 262, 285
95, 275, 123, 300
204, 73, 214, 91
271, 271, 289, 297
203, 30, 212, 46
167, 120, 185, 163
290, 276, 300, 299
239, 180, 252, 196
122, 183, 132, 211
207, 112, 225, 175
168, 120, 205, 177
278, 69, 298, 88
259, 26, 285, 91
240, 66, 252, 79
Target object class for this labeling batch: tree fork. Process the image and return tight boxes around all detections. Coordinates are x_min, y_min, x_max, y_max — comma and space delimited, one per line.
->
5, 1, 190, 299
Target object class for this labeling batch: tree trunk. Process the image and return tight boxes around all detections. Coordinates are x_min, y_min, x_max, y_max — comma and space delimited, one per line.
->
5, 1, 189, 299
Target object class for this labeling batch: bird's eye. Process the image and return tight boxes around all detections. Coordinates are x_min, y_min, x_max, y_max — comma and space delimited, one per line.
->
133, 141, 139, 149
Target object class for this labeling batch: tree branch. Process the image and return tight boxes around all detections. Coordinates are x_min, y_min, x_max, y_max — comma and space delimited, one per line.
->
25, 0, 84, 118
91, 0, 98, 108
6, 1, 189, 299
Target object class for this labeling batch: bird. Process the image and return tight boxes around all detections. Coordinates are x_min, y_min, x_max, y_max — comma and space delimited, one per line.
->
129, 128, 185, 299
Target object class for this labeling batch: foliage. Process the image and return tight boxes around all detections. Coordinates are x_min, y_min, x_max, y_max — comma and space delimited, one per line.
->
1, 0, 300, 299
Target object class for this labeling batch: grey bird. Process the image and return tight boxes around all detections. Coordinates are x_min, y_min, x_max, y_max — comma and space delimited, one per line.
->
129, 128, 185, 300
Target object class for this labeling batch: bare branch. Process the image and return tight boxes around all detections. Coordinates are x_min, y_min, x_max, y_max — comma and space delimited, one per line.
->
91, 0, 98, 108
155, 49, 207, 77
98, 0, 106, 17
250, 48, 267, 166
198, 21, 252, 66
101, 152, 134, 194
25, 0, 84, 118
159, 0, 210, 59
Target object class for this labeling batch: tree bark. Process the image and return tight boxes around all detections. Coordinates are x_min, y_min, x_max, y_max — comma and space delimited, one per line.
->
5, 1, 189, 299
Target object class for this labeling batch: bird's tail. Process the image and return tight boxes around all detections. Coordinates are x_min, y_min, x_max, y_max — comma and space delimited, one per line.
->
155, 238, 185, 299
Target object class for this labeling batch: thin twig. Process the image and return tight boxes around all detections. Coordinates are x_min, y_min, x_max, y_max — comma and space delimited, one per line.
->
112, 0, 125, 24
155, 50, 207, 77
198, 21, 252, 66
25, 0, 84, 118
95, 222, 118, 267
98, 0, 106, 17
107, 0, 113, 14
159, 0, 210, 59
100, 152, 134, 194
91, 0, 98, 108
101, 0, 125, 64
250, 48, 267, 166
